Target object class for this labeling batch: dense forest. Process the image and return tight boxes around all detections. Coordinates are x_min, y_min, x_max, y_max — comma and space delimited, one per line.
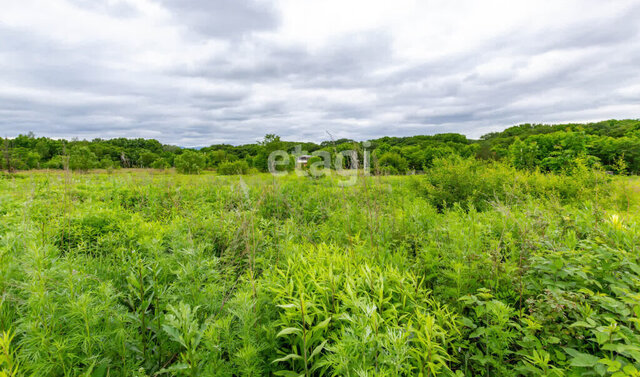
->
2, 119, 639, 174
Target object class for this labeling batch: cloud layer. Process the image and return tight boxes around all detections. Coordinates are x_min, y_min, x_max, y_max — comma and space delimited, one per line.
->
1, 0, 639, 145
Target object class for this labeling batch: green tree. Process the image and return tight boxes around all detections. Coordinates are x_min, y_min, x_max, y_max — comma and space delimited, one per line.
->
1, 138, 12, 172
175, 150, 206, 174
139, 151, 159, 168
99, 157, 116, 170
69, 146, 98, 172
508, 137, 539, 170
43, 155, 66, 169
377, 152, 409, 174
151, 158, 170, 169
25, 151, 41, 169
207, 150, 229, 168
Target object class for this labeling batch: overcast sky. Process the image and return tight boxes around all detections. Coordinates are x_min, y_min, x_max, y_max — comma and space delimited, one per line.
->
1, 0, 639, 146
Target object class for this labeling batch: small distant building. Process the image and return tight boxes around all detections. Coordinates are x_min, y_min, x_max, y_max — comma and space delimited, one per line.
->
296, 155, 313, 166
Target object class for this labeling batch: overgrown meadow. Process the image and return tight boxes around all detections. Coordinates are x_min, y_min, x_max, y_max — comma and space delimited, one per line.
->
1, 159, 639, 376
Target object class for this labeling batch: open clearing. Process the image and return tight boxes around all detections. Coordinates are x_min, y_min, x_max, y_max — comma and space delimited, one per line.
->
1, 168, 639, 376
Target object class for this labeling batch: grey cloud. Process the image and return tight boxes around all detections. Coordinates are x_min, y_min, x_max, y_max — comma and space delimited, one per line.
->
68, 0, 141, 18
179, 30, 394, 87
1, 0, 639, 145
158, 0, 279, 38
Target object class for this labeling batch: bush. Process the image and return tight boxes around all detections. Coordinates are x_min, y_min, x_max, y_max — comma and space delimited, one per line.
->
377, 152, 409, 175
43, 155, 66, 169
175, 150, 206, 174
305, 155, 330, 178
139, 151, 159, 168
217, 160, 250, 175
414, 156, 508, 210
69, 146, 98, 172
151, 158, 170, 170
416, 156, 611, 211
99, 157, 117, 170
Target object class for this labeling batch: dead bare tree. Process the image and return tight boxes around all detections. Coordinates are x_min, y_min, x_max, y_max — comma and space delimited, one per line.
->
120, 151, 130, 168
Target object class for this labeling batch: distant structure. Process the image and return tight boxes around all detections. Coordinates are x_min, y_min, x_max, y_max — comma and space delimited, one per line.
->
296, 155, 313, 166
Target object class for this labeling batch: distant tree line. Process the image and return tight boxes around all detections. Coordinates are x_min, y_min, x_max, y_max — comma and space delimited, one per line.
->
478, 119, 640, 174
2, 119, 639, 174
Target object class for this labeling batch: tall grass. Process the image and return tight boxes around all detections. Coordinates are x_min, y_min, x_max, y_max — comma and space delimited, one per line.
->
0, 162, 639, 376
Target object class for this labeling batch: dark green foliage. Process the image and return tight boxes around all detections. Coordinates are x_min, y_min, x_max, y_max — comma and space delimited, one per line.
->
377, 152, 409, 174
3, 119, 640, 175
482, 120, 640, 174
139, 151, 160, 168
43, 155, 66, 169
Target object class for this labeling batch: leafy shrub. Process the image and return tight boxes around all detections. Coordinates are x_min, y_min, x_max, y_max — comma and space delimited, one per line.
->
151, 158, 170, 169
217, 160, 250, 175
305, 156, 331, 178
69, 146, 98, 172
42, 155, 66, 169
99, 157, 116, 169
263, 244, 463, 376
415, 156, 513, 211
175, 150, 206, 174
55, 209, 129, 255
139, 151, 159, 168
377, 152, 409, 174
416, 156, 612, 211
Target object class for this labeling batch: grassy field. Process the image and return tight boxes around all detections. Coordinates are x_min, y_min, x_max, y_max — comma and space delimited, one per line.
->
1, 163, 639, 376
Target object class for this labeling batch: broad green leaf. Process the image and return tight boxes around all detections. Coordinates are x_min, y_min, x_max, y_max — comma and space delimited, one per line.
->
309, 340, 328, 361
157, 363, 190, 374
273, 370, 304, 377
569, 352, 600, 367
162, 324, 186, 348
312, 317, 331, 333
277, 327, 302, 337
272, 354, 303, 363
